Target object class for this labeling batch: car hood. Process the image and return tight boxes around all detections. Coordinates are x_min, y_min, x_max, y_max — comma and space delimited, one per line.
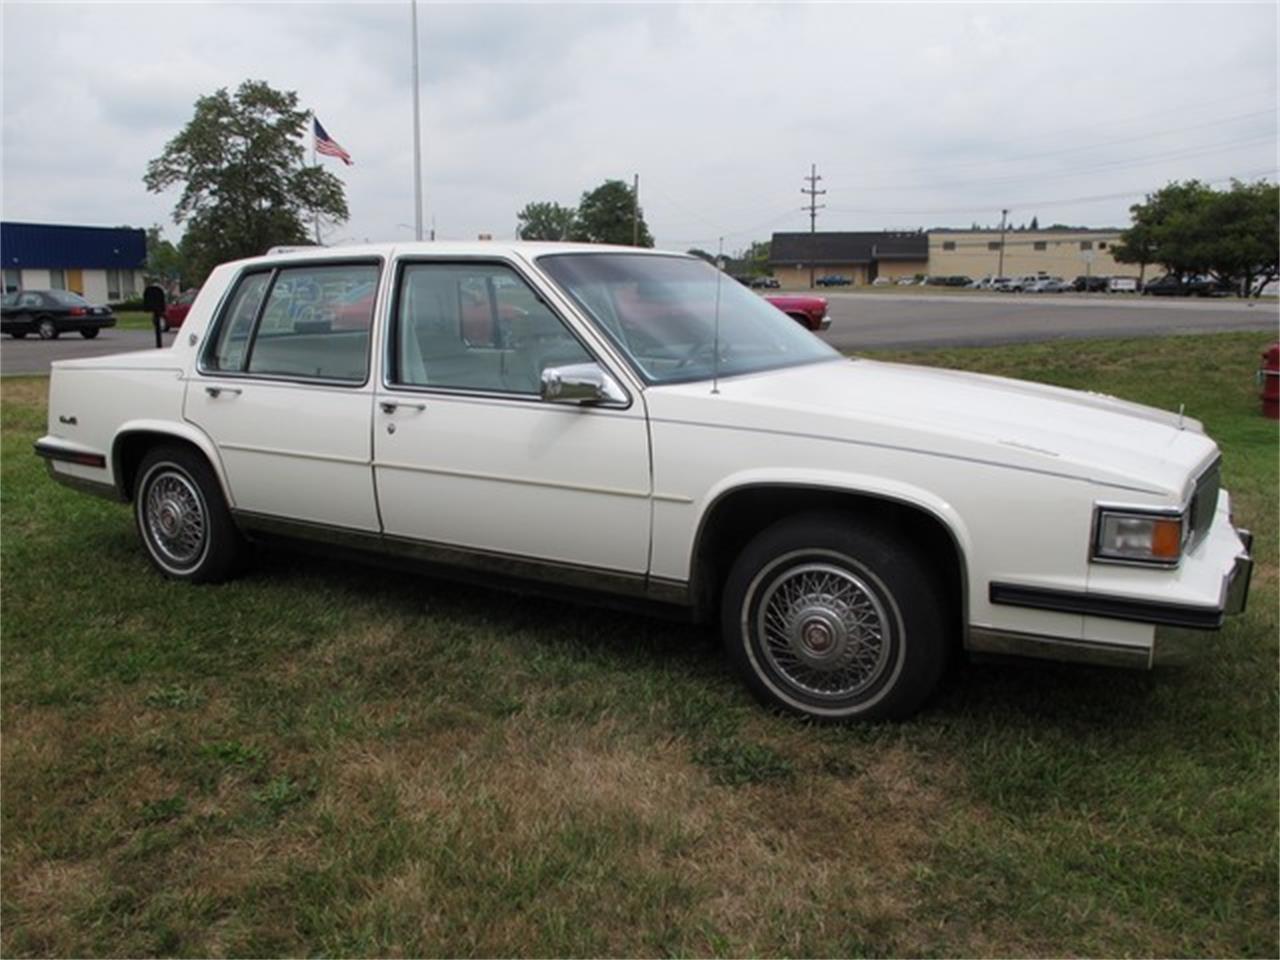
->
645, 357, 1219, 498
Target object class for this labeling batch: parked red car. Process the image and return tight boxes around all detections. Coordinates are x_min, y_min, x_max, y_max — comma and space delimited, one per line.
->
764, 294, 831, 332
162, 289, 199, 331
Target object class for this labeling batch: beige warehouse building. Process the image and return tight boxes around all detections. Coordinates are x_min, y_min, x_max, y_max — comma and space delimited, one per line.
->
929, 228, 1144, 282
768, 227, 1148, 287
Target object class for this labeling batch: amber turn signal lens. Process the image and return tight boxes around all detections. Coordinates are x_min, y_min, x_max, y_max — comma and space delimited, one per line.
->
1150, 518, 1183, 559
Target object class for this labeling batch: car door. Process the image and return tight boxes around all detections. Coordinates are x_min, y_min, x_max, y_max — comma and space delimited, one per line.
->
184, 260, 383, 531
373, 258, 651, 576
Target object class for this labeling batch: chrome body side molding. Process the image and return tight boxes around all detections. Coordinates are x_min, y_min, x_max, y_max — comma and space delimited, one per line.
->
231, 510, 692, 610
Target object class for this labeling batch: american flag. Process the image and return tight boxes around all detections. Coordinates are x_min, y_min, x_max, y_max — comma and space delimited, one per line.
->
314, 118, 353, 166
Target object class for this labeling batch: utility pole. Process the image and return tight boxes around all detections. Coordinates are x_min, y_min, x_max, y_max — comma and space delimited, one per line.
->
997, 208, 1009, 278
801, 163, 825, 288
411, 0, 424, 241
632, 174, 640, 246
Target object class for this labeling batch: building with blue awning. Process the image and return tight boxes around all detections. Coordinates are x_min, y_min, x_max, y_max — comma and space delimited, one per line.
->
2, 221, 147, 303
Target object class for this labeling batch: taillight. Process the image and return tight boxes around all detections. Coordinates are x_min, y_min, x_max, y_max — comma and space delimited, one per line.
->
67, 307, 86, 316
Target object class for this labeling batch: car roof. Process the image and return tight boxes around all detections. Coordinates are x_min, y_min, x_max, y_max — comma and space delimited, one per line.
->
231, 241, 691, 270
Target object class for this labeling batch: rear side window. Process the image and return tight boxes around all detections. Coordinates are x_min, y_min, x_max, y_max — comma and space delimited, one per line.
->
208, 272, 270, 372
205, 263, 378, 383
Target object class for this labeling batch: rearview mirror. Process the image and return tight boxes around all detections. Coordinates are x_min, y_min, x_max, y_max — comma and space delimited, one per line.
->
540, 363, 627, 407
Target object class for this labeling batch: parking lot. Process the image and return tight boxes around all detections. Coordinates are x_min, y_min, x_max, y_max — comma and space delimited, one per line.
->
2, 294, 1275, 377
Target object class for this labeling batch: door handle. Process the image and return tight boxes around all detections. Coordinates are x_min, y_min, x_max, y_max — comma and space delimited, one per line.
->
205, 386, 242, 398
380, 400, 426, 414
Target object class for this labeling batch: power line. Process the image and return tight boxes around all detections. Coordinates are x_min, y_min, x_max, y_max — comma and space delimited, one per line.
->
822, 168, 1277, 218
843, 133, 1276, 192
825, 109, 1275, 181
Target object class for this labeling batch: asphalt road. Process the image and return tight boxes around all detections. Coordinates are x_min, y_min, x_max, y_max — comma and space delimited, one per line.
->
2, 294, 1277, 376
2, 328, 182, 377
818, 291, 1279, 351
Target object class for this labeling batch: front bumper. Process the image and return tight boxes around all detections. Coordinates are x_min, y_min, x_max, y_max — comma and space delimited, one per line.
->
817, 315, 832, 331
974, 500, 1253, 668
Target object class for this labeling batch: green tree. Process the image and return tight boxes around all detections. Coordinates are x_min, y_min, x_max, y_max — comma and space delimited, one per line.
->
516, 201, 577, 241
686, 248, 717, 263
571, 179, 653, 246
1114, 179, 1277, 295
1199, 180, 1279, 296
143, 226, 184, 289
144, 80, 349, 283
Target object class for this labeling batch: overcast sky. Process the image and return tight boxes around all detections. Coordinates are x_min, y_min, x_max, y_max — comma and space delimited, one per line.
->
2, 1, 1276, 254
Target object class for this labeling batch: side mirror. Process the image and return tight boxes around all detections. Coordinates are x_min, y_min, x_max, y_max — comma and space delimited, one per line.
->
540, 362, 627, 407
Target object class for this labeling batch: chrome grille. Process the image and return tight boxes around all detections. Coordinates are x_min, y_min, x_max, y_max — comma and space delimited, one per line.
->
1187, 459, 1221, 551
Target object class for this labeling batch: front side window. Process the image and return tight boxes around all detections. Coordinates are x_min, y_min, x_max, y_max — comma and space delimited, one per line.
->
392, 262, 591, 394
537, 253, 837, 385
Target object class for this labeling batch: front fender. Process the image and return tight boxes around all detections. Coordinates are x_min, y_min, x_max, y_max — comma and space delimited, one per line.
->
693, 467, 975, 563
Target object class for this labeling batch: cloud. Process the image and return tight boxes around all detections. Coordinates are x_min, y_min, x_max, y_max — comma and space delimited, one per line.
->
2, 1, 1275, 252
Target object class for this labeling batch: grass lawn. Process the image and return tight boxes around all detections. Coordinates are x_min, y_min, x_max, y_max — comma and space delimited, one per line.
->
113, 310, 160, 331
2, 332, 1276, 957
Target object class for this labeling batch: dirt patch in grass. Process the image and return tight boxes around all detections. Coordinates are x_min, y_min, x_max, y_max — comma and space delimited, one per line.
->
317, 720, 954, 955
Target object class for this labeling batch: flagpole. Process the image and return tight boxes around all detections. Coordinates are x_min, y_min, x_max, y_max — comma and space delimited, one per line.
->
411, 0, 424, 241
311, 112, 321, 245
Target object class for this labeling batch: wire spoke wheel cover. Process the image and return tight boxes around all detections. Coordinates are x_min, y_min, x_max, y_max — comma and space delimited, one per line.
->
143, 468, 208, 570
756, 561, 892, 700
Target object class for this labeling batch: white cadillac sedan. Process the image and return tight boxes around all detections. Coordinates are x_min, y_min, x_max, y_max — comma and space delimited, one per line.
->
35, 243, 1253, 720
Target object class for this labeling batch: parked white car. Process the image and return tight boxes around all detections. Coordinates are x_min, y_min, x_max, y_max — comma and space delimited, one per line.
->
1108, 276, 1140, 293
36, 243, 1253, 720
1027, 277, 1073, 293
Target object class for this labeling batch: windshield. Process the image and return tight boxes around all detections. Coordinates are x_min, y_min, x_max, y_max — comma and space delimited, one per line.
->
537, 253, 838, 385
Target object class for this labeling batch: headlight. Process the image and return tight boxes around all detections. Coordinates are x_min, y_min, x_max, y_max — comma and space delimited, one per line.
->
1092, 508, 1185, 566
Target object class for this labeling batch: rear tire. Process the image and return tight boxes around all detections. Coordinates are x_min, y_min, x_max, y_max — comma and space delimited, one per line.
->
80, 328, 99, 339
721, 512, 948, 721
134, 445, 245, 583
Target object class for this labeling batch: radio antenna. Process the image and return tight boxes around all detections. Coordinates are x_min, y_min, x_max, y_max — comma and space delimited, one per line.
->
712, 236, 724, 395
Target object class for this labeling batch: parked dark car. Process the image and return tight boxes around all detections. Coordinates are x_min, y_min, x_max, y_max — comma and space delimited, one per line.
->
1072, 276, 1110, 292
1142, 274, 1231, 297
1, 290, 116, 340
815, 275, 851, 286
161, 288, 199, 331
750, 276, 781, 289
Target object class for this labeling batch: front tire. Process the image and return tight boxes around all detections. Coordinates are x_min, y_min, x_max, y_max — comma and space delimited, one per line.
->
36, 317, 58, 340
721, 513, 948, 721
134, 446, 245, 583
